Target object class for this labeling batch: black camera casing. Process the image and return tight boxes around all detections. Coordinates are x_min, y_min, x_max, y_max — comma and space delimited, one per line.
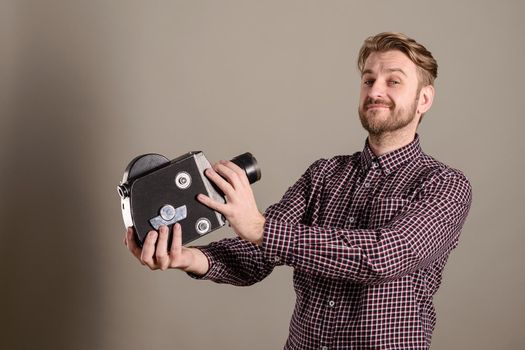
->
118, 152, 260, 246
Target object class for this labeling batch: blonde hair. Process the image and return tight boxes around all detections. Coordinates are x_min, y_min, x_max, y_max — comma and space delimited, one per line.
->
357, 32, 438, 86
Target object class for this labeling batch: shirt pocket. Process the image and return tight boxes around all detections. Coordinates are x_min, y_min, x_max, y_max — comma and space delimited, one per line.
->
368, 197, 410, 229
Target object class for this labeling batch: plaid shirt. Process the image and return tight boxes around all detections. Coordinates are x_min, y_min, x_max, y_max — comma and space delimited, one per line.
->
194, 136, 472, 349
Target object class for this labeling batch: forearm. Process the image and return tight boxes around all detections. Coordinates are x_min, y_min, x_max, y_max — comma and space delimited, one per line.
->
259, 168, 472, 284
262, 199, 471, 284
189, 238, 275, 286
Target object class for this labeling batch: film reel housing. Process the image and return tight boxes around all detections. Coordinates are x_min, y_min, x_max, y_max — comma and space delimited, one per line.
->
117, 152, 261, 246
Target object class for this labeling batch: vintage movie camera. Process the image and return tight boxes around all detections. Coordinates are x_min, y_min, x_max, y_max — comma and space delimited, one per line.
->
117, 152, 261, 246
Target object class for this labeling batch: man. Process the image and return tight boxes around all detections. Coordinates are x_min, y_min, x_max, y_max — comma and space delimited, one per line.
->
125, 32, 472, 349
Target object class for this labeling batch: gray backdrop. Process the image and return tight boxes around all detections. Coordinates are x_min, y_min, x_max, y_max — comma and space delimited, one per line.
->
1, 1, 524, 349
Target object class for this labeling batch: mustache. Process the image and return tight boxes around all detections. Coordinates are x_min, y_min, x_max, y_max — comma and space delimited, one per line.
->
364, 98, 394, 109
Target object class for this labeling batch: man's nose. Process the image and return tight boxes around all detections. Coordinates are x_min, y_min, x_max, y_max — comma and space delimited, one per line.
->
368, 81, 386, 99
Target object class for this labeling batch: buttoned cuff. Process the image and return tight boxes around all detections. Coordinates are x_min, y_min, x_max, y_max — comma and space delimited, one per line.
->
185, 244, 223, 280
261, 218, 296, 266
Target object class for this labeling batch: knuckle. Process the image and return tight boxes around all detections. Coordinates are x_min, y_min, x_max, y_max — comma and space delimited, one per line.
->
142, 254, 154, 265
156, 249, 167, 259
143, 260, 154, 269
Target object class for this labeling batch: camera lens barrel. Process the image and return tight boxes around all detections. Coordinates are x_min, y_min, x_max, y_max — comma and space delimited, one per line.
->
231, 152, 261, 184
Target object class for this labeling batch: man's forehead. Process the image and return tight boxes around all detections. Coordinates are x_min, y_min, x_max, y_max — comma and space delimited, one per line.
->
362, 50, 417, 75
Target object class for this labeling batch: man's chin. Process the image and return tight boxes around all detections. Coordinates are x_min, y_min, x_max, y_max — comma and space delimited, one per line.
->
366, 108, 391, 116
363, 112, 390, 126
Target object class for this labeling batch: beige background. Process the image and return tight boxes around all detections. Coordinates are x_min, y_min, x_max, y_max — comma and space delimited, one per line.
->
1, 1, 524, 349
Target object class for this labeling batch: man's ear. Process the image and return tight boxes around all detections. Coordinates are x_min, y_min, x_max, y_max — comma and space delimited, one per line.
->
417, 85, 435, 115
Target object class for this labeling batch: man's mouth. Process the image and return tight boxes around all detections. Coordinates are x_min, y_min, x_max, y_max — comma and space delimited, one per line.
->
364, 99, 393, 111
366, 104, 391, 110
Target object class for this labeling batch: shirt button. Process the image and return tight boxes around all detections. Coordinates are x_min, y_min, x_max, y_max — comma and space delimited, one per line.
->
364, 182, 370, 188
321, 346, 328, 350
274, 256, 280, 263
328, 300, 335, 307
349, 217, 355, 223
372, 162, 378, 169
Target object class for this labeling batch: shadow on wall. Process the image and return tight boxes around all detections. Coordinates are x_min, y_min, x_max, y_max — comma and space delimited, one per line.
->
0, 24, 105, 350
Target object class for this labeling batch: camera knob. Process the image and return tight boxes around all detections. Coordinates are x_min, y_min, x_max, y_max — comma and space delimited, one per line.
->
195, 218, 211, 235
117, 184, 130, 198
160, 205, 176, 221
175, 172, 192, 189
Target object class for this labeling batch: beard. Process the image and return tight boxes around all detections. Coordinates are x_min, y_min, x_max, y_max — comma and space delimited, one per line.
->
358, 92, 420, 136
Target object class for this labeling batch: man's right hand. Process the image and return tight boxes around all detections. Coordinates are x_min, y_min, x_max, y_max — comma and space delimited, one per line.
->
124, 223, 209, 276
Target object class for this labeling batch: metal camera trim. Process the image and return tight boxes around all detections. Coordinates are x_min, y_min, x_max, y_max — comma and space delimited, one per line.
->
195, 218, 211, 235
175, 171, 192, 190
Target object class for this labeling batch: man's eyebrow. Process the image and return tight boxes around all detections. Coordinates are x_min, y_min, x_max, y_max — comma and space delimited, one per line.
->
386, 68, 408, 76
361, 69, 373, 77
361, 68, 408, 77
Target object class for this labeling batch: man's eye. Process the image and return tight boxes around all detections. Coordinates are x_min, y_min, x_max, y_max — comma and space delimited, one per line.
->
388, 80, 400, 86
363, 80, 374, 86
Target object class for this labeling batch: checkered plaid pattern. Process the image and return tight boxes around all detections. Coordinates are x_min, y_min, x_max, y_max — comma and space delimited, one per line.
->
194, 135, 472, 349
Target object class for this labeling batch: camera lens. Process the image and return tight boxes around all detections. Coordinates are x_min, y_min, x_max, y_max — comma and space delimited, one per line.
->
231, 152, 261, 184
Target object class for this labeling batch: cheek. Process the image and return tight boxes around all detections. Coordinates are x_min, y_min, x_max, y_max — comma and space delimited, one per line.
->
359, 89, 368, 104
389, 92, 407, 106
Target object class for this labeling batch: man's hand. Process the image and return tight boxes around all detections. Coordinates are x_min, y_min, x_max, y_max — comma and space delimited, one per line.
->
124, 224, 209, 275
197, 160, 265, 245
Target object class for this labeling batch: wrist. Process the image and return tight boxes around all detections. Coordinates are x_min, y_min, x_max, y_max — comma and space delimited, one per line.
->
255, 214, 265, 246
183, 247, 210, 276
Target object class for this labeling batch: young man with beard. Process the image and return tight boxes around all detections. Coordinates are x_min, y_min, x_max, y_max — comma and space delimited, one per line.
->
125, 32, 472, 349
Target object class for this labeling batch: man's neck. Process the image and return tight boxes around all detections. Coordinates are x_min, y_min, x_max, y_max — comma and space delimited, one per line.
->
367, 130, 417, 156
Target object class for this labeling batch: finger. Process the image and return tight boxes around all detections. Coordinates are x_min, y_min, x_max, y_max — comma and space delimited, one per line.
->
169, 223, 183, 265
197, 193, 229, 214
126, 227, 143, 262
220, 160, 249, 186
204, 167, 234, 196
155, 226, 170, 270
214, 163, 244, 189
141, 230, 158, 269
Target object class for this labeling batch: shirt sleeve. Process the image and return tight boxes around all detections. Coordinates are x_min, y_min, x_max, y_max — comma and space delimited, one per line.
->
187, 159, 326, 285
261, 168, 473, 285
188, 237, 275, 286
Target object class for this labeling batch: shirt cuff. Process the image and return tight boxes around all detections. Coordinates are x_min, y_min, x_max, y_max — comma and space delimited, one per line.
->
185, 245, 222, 280
261, 218, 295, 266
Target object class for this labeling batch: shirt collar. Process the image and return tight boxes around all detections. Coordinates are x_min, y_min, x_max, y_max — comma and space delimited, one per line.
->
360, 134, 422, 175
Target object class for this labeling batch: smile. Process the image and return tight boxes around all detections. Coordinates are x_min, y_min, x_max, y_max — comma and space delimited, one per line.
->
366, 104, 391, 110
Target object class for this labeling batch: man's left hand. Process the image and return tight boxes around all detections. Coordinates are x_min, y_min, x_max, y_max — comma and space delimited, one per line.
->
197, 160, 265, 245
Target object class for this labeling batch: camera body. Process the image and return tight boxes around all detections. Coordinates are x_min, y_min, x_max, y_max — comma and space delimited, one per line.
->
117, 152, 260, 246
